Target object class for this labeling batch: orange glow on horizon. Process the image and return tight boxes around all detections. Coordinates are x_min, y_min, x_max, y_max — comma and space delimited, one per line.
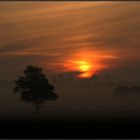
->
69, 60, 97, 78
62, 50, 117, 78
64, 59, 102, 78
47, 50, 118, 78
77, 71, 94, 78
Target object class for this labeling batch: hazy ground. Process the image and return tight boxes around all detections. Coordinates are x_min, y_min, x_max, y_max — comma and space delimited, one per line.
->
1, 79, 140, 120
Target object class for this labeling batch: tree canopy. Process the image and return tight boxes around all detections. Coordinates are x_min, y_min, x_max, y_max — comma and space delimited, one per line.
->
14, 65, 58, 111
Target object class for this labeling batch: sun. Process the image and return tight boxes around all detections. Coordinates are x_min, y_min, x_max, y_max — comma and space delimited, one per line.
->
75, 61, 92, 72
75, 61, 95, 78
61, 50, 116, 79
71, 60, 95, 78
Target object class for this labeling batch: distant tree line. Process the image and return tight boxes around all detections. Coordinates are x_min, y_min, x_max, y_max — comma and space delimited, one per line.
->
114, 85, 140, 95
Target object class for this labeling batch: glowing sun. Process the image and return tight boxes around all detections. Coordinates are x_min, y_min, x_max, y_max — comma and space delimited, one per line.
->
75, 61, 92, 72
72, 60, 94, 78
50, 50, 117, 79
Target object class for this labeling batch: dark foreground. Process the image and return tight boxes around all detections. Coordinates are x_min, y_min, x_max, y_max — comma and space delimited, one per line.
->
1, 117, 140, 138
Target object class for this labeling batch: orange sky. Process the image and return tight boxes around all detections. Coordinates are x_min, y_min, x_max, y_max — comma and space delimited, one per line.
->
0, 2, 140, 79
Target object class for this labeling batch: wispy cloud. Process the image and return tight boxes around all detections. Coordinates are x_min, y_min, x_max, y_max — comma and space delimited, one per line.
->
0, 2, 140, 78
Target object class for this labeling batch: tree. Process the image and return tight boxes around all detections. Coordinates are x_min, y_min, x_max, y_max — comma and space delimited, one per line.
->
113, 85, 130, 95
14, 65, 58, 111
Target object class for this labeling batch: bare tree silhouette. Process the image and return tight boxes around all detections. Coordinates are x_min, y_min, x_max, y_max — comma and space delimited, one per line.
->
14, 65, 58, 111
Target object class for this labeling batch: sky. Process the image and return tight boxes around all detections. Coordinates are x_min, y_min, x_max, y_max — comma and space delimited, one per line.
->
0, 2, 140, 80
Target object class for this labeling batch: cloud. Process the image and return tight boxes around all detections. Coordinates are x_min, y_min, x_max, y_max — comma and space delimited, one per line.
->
0, 43, 30, 53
